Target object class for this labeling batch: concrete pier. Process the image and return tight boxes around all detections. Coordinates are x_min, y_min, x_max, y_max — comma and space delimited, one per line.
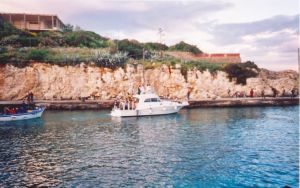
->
0, 97, 298, 110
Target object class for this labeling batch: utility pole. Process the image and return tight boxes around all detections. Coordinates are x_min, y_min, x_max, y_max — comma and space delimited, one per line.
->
158, 28, 164, 58
298, 47, 300, 73
158, 28, 164, 44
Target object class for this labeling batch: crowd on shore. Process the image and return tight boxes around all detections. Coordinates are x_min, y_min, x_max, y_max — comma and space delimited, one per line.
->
227, 88, 298, 99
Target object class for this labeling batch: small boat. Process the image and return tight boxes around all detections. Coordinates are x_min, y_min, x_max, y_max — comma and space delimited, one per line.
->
111, 92, 188, 117
0, 106, 46, 121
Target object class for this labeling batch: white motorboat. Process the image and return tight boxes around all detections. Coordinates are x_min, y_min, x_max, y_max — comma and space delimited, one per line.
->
111, 92, 188, 117
0, 107, 46, 121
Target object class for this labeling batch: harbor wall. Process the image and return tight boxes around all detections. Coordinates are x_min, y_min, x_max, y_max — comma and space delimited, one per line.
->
0, 98, 298, 111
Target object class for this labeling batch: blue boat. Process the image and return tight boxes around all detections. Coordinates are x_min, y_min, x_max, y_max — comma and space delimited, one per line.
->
0, 107, 46, 121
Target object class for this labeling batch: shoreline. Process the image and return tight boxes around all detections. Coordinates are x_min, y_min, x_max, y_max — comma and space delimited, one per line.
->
0, 97, 298, 110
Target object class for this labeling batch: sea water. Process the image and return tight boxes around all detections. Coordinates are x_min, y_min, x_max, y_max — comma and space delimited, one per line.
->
0, 106, 298, 187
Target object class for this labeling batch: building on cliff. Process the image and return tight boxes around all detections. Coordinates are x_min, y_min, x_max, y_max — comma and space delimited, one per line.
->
0, 13, 65, 32
194, 53, 241, 63
165, 51, 241, 63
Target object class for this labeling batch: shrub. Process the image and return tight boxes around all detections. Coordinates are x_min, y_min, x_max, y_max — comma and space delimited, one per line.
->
27, 49, 49, 61
118, 39, 143, 59
0, 53, 10, 62
224, 61, 259, 84
0, 20, 33, 39
37, 31, 65, 47
64, 31, 108, 48
169, 41, 203, 54
0, 35, 20, 46
144, 42, 168, 51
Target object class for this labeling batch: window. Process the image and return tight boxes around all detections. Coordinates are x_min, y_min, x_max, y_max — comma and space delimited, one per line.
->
151, 98, 158, 102
144, 98, 161, 102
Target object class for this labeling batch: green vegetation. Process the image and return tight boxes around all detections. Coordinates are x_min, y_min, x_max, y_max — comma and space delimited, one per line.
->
144, 42, 168, 51
0, 20, 203, 56
0, 20, 108, 48
0, 19, 260, 82
64, 31, 108, 48
134, 58, 228, 77
0, 47, 128, 68
0, 19, 33, 38
169, 41, 203, 54
224, 61, 259, 84
27, 49, 49, 61
117, 39, 144, 59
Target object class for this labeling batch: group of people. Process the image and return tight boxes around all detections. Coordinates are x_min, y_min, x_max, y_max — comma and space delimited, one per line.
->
114, 96, 138, 110
2, 92, 34, 115
228, 90, 246, 98
138, 84, 152, 95
228, 88, 298, 99
114, 84, 154, 110
3, 101, 29, 115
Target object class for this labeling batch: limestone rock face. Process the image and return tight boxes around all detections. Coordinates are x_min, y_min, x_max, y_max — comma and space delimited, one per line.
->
246, 69, 299, 96
0, 63, 298, 100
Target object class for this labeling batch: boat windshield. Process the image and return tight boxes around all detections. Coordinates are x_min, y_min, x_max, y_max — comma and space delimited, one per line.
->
144, 98, 161, 102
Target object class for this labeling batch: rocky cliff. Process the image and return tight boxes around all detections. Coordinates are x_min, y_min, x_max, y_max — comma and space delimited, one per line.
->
0, 63, 298, 100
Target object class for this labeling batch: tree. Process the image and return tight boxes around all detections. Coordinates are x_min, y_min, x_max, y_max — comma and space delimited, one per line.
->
224, 61, 260, 85
117, 39, 143, 59
169, 41, 203, 54
63, 24, 74, 32
144, 42, 168, 51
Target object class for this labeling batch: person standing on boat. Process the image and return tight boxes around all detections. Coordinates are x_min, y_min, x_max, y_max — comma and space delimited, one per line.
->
24, 91, 34, 104
24, 92, 30, 104
20, 100, 28, 113
139, 85, 145, 94
146, 84, 152, 94
29, 92, 34, 104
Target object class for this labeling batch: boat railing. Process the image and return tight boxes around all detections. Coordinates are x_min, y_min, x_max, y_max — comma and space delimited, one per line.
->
113, 101, 136, 111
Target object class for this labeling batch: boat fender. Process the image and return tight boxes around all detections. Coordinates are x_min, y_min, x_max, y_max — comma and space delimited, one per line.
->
174, 106, 177, 110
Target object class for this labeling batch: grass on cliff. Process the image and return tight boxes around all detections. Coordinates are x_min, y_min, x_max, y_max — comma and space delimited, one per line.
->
132, 59, 259, 85
0, 47, 128, 68
136, 59, 228, 72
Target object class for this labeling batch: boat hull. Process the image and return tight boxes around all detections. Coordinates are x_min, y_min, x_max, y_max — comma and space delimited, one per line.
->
111, 105, 184, 117
0, 107, 45, 121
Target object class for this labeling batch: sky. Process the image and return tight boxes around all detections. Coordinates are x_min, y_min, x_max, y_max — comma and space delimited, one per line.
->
0, 0, 299, 71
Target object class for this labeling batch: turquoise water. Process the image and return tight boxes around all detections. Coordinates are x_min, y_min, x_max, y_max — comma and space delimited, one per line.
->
0, 106, 298, 187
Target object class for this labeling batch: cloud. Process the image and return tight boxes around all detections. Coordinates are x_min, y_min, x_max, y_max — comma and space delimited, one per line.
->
69, 1, 233, 34
208, 14, 298, 45
0, 0, 298, 70
204, 14, 299, 71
